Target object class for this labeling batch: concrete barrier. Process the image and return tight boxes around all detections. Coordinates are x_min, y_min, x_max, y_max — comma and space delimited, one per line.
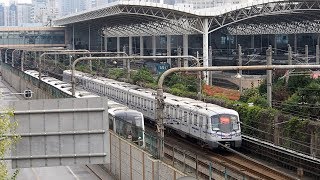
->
107, 132, 186, 180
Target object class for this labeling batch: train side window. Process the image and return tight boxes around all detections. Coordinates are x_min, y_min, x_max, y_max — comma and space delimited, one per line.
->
189, 113, 192, 124
151, 101, 154, 110
138, 97, 140, 106
144, 99, 147, 108
199, 116, 204, 127
174, 108, 177, 118
193, 114, 198, 126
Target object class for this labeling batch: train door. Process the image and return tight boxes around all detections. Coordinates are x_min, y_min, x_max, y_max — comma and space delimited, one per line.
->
191, 113, 200, 138
199, 115, 207, 139
181, 110, 189, 133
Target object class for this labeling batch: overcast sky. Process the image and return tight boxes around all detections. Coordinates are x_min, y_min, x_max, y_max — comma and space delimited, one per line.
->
0, 0, 32, 6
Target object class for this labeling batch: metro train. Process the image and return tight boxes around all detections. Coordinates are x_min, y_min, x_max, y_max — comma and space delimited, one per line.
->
23, 70, 145, 147
63, 70, 242, 148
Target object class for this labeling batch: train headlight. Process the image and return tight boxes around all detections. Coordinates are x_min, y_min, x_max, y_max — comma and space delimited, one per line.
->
235, 132, 241, 136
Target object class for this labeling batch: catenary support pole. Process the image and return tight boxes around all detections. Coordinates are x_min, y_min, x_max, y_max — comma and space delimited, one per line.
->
183, 34, 188, 67
266, 45, 273, 107
202, 18, 209, 84
238, 45, 243, 93
208, 46, 213, 85
167, 35, 171, 66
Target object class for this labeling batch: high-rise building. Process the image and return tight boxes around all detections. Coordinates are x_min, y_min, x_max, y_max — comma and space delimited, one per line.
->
17, 3, 33, 26
0, 4, 5, 26
58, 0, 88, 16
175, 0, 247, 9
8, 4, 18, 26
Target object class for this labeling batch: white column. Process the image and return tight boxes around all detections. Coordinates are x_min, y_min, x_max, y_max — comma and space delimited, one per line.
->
72, 24, 75, 50
305, 45, 309, 64
88, 24, 91, 51
167, 35, 171, 66
202, 18, 209, 84
183, 34, 188, 67
88, 24, 92, 71
152, 35, 156, 60
316, 45, 319, 65
251, 35, 254, 49
104, 36, 108, 51
129, 36, 133, 55
274, 35, 277, 55
117, 37, 120, 52
294, 34, 297, 53
140, 36, 144, 56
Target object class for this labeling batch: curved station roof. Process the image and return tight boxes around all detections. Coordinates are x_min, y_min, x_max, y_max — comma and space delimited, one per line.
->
54, 0, 320, 37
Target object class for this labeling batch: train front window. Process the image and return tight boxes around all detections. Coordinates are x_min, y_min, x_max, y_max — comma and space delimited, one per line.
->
211, 115, 238, 133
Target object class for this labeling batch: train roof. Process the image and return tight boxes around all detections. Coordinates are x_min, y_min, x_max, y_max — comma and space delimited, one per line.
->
24, 70, 143, 116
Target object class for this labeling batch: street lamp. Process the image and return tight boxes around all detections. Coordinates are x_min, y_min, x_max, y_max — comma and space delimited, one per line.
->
113, 61, 117, 68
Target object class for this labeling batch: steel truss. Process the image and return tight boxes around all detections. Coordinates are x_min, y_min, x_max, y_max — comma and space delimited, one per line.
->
227, 20, 320, 35
54, 0, 320, 37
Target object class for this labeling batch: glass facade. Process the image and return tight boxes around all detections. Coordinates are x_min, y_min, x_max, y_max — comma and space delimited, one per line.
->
0, 29, 65, 46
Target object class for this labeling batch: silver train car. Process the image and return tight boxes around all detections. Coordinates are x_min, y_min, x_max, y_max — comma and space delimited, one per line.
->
24, 70, 145, 147
63, 70, 242, 148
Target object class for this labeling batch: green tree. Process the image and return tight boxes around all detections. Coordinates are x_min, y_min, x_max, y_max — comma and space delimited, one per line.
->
0, 110, 19, 179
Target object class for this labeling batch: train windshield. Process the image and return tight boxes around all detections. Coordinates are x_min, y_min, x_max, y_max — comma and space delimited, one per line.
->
211, 114, 239, 133
115, 112, 144, 146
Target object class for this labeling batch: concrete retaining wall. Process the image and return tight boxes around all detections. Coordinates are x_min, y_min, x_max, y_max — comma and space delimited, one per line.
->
1, 64, 52, 100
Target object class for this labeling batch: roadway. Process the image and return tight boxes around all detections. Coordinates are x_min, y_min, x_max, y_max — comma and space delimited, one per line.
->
0, 76, 114, 180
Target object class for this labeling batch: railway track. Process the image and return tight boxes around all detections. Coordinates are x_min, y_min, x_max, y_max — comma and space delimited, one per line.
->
158, 132, 297, 180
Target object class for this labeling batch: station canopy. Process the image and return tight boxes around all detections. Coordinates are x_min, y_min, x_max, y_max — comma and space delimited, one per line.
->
54, 0, 320, 37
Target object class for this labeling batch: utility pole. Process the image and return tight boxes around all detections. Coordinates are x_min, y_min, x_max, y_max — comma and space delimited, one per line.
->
238, 44, 243, 93
286, 44, 292, 84
305, 45, 309, 64
266, 45, 273, 107
316, 45, 319, 65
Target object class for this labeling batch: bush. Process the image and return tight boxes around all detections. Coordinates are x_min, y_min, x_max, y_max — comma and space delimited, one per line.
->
240, 88, 260, 102
132, 67, 155, 84
107, 68, 125, 80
